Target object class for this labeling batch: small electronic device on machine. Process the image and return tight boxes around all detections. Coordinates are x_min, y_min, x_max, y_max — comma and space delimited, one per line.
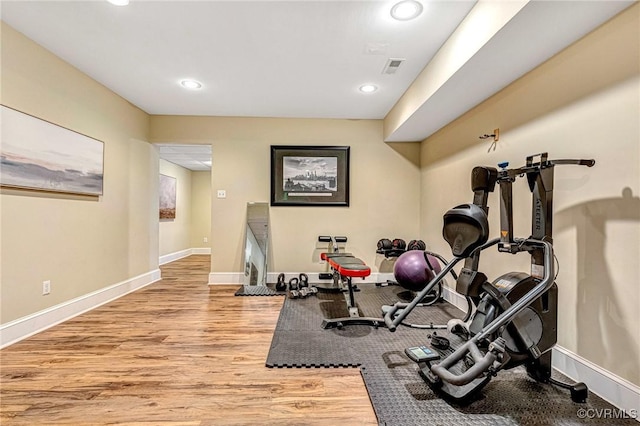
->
405, 346, 441, 363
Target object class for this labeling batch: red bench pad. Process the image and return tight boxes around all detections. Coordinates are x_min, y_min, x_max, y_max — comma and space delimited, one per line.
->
321, 253, 371, 278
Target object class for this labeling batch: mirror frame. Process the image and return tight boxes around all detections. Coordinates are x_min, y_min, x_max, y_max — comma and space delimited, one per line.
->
244, 202, 269, 286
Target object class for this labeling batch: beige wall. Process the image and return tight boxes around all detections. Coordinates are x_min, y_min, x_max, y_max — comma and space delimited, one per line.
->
158, 160, 192, 257
419, 5, 639, 386
149, 117, 421, 274
2, 4, 637, 394
0, 22, 157, 323
190, 171, 212, 249
158, 163, 211, 256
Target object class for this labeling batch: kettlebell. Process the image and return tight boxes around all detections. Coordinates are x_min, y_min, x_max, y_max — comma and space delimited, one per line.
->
275, 273, 287, 291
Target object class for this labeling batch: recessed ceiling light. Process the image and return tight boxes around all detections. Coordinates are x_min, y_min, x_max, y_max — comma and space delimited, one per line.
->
107, 0, 129, 6
390, 0, 423, 21
180, 79, 203, 90
359, 84, 378, 93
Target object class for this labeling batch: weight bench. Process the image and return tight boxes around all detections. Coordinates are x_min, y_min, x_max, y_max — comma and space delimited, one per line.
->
320, 252, 384, 329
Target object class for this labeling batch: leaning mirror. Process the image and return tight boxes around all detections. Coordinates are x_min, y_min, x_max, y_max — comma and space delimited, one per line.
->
244, 202, 269, 286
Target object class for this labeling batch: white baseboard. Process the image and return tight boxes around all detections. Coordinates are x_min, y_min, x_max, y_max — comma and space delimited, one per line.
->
159, 248, 192, 265
192, 247, 211, 255
159, 247, 211, 265
0, 269, 161, 349
552, 346, 640, 416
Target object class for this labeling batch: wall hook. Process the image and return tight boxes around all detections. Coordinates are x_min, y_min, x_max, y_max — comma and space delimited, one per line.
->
479, 128, 500, 142
479, 128, 500, 152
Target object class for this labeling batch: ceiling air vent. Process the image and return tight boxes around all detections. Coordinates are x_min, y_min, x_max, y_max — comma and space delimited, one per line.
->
382, 58, 405, 75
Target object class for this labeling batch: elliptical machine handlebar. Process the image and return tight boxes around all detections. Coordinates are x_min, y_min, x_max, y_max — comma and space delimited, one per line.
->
430, 239, 555, 386
549, 159, 595, 168
503, 155, 596, 177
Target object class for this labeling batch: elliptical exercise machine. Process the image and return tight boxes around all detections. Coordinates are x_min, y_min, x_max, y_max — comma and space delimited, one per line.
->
383, 153, 594, 403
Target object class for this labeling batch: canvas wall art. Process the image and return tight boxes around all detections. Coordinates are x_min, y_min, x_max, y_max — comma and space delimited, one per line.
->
0, 105, 104, 196
159, 174, 177, 219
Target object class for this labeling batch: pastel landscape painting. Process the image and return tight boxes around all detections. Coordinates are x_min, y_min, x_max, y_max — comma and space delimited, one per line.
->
159, 174, 176, 219
0, 105, 104, 196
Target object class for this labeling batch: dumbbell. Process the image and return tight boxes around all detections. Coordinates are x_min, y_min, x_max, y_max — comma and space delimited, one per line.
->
407, 239, 426, 251
290, 286, 318, 299
377, 238, 393, 251
299, 286, 318, 298
289, 289, 301, 299
391, 238, 406, 250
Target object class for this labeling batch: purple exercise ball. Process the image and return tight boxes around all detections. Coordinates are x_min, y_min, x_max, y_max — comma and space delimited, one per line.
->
393, 251, 442, 292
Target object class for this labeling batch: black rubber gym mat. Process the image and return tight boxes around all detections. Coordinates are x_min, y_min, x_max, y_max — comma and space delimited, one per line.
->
266, 284, 635, 425
234, 284, 286, 296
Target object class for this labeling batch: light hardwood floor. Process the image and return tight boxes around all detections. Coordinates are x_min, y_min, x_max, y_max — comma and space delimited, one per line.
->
0, 255, 377, 425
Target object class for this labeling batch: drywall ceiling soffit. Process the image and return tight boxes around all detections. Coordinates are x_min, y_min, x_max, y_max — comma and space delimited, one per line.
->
384, 0, 635, 142
1, 1, 633, 144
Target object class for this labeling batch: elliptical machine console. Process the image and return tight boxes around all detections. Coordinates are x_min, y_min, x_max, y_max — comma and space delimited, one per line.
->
383, 153, 594, 403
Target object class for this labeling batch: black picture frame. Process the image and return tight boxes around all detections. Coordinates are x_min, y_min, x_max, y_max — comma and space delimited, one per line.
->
270, 145, 350, 207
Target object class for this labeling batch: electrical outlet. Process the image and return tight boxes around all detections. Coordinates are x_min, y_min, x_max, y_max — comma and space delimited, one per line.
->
217, 189, 226, 198
42, 280, 51, 295
204, 237, 208, 243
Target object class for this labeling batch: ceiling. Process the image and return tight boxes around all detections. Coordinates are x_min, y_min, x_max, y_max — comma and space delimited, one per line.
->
156, 144, 212, 171
0, 0, 476, 119
1, 0, 634, 151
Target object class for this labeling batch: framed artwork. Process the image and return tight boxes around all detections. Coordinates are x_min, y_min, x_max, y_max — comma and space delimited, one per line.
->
159, 174, 177, 219
270, 145, 349, 207
0, 105, 104, 196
